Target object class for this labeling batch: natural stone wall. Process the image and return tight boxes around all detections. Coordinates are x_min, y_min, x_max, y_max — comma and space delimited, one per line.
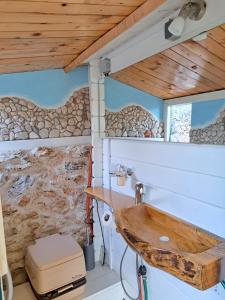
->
105, 105, 164, 138
0, 87, 90, 141
190, 108, 225, 145
0, 144, 90, 286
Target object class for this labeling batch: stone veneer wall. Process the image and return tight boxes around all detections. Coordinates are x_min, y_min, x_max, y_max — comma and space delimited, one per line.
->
0, 144, 90, 286
0, 87, 90, 141
190, 108, 225, 145
105, 105, 164, 138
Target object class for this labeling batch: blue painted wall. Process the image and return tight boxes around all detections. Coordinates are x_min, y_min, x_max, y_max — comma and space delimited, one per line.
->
0, 67, 88, 108
105, 78, 163, 120
192, 98, 225, 127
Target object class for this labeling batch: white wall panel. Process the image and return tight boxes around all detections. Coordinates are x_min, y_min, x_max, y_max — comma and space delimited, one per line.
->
110, 156, 225, 209
110, 140, 225, 178
103, 138, 225, 300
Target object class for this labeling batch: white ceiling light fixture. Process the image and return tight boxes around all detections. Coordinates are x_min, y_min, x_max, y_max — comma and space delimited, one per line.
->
165, 0, 207, 40
168, 16, 186, 37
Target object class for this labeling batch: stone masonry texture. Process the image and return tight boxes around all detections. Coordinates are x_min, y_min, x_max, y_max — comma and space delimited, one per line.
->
0, 87, 90, 141
190, 107, 225, 145
0, 144, 90, 286
105, 105, 164, 138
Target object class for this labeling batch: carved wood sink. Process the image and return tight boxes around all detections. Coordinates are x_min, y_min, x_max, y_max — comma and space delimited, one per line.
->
115, 204, 225, 290
84, 187, 225, 290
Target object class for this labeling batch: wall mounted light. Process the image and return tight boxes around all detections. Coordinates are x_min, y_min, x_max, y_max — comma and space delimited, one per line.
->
165, 0, 207, 40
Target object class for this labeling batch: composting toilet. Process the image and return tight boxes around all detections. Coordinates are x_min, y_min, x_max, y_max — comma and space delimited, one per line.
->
25, 233, 86, 300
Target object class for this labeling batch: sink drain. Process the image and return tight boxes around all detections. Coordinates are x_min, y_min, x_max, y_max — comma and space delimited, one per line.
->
159, 236, 170, 242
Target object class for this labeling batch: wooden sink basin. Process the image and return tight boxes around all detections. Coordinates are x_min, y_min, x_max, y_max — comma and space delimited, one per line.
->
115, 204, 225, 290
84, 188, 225, 290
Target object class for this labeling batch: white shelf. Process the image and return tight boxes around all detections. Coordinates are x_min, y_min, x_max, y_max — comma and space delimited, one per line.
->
0, 136, 91, 154
104, 137, 164, 142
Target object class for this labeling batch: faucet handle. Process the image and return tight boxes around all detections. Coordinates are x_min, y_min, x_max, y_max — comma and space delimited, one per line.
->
135, 183, 144, 205
135, 183, 144, 194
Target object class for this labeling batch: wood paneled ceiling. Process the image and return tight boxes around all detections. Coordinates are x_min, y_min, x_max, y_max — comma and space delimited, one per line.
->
112, 24, 225, 100
0, 0, 148, 74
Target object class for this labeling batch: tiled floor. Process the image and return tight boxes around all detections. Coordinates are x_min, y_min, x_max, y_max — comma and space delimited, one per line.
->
13, 262, 120, 300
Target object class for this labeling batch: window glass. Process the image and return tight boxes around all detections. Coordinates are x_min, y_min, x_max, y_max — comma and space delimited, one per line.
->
169, 103, 192, 143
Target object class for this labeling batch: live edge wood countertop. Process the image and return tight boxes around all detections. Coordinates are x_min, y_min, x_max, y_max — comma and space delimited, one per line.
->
84, 187, 135, 209
84, 187, 225, 291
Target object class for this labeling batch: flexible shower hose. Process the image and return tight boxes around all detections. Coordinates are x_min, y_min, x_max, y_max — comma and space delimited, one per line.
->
221, 280, 225, 289
120, 245, 141, 300
143, 276, 148, 300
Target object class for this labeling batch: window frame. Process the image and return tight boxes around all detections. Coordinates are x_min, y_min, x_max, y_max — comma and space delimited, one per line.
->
163, 90, 225, 143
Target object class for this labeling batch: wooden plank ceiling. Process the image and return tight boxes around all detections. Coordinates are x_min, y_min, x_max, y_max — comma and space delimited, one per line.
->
112, 24, 225, 100
0, 0, 147, 74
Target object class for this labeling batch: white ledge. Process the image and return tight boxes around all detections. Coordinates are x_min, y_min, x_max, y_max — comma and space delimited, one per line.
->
104, 137, 225, 150
104, 137, 164, 142
0, 136, 91, 153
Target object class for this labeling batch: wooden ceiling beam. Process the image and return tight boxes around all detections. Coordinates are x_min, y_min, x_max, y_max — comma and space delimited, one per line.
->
64, 0, 165, 72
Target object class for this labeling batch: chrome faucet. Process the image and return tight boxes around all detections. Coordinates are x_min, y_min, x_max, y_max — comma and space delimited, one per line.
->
135, 183, 144, 205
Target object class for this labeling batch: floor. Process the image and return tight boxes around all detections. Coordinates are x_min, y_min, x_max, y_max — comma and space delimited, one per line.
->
13, 262, 120, 300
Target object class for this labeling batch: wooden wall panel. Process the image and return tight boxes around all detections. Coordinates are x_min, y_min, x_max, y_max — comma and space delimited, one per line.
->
19, 0, 146, 4
0, 14, 125, 24
0, 31, 105, 39
0, 2, 136, 15
112, 25, 225, 100
0, 55, 76, 74
0, 0, 146, 74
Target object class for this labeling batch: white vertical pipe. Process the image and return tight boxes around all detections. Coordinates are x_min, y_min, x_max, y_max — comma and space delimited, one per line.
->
163, 102, 170, 142
5, 268, 13, 300
89, 59, 106, 262
108, 139, 114, 270
0, 198, 7, 277
89, 59, 105, 187
109, 228, 113, 270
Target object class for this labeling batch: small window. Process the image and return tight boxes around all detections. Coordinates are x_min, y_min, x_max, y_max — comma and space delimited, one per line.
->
167, 103, 192, 143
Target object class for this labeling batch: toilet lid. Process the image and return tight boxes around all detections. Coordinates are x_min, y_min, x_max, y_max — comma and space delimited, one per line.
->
27, 234, 83, 271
